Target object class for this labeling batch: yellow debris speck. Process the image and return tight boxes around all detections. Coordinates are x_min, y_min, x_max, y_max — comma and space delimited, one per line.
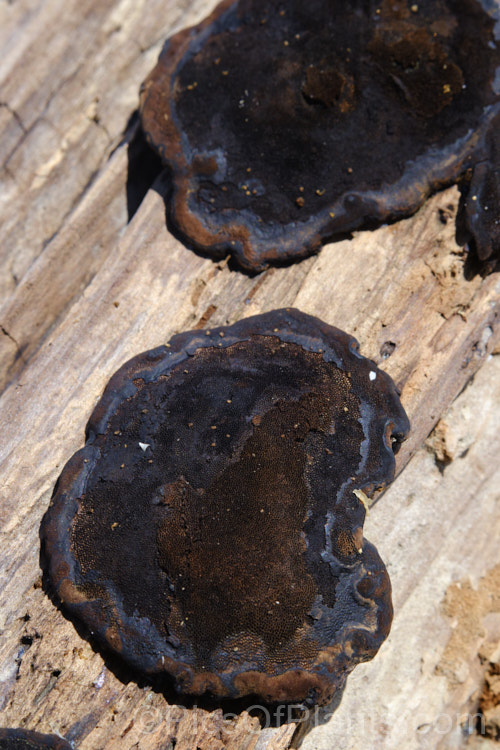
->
353, 488, 371, 513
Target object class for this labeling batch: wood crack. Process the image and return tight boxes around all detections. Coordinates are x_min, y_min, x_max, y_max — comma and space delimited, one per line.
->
0, 324, 21, 354
0, 101, 27, 134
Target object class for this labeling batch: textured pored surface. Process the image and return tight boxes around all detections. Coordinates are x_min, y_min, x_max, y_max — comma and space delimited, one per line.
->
140, 0, 500, 272
0, 729, 71, 750
41, 309, 409, 705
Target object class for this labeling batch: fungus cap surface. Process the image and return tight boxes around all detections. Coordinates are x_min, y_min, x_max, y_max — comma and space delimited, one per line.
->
41, 309, 409, 705
140, 0, 500, 272
0, 729, 71, 750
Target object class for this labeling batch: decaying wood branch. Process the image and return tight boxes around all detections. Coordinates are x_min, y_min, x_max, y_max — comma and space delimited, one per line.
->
1, 1, 499, 748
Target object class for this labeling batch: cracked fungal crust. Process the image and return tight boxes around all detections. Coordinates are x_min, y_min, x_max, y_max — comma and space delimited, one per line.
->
140, 0, 500, 272
41, 309, 410, 706
0, 729, 72, 750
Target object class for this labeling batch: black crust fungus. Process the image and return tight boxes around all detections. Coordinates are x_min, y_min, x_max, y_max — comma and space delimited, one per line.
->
41, 309, 410, 706
140, 0, 500, 273
0, 729, 71, 750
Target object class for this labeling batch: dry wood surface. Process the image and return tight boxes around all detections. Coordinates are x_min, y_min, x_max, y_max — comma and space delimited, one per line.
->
1, 1, 500, 749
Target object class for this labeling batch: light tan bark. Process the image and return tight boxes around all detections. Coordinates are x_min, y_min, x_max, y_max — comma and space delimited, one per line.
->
1, 1, 499, 748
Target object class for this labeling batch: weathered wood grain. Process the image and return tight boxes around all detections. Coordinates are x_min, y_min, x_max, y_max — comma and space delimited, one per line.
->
0, 0, 218, 303
1, 0, 500, 748
0, 137, 130, 391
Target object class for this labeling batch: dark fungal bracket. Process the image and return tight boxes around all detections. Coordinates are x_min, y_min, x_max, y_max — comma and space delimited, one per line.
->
0, 729, 72, 750
140, 0, 500, 273
41, 309, 409, 706
461, 110, 500, 272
